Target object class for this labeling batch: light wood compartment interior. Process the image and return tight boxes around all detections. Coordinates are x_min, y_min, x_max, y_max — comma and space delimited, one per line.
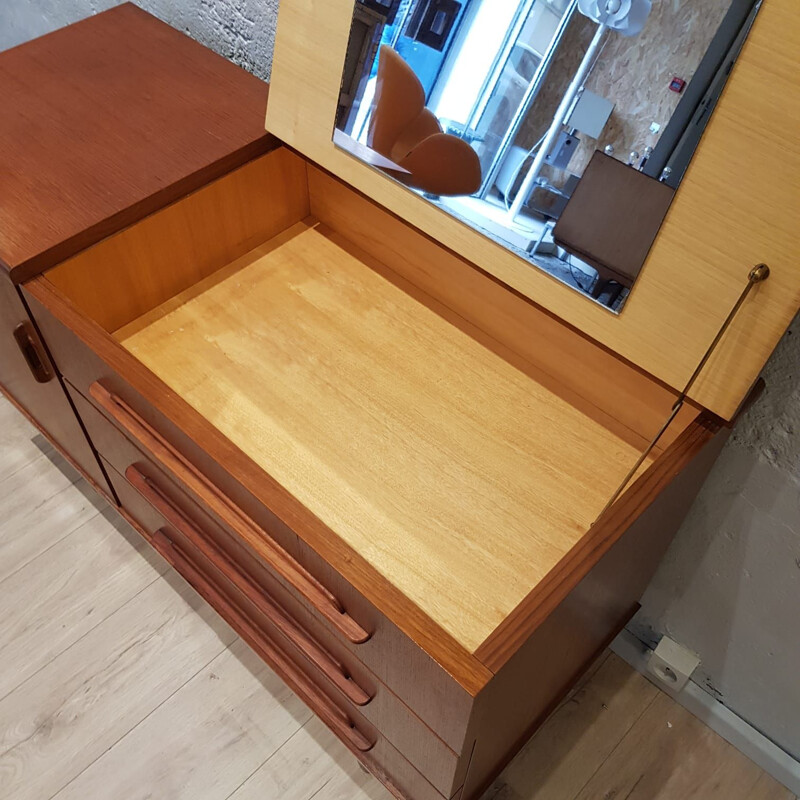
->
42, 147, 699, 653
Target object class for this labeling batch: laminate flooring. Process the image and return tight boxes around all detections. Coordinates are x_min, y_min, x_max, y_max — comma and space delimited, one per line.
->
0, 394, 793, 800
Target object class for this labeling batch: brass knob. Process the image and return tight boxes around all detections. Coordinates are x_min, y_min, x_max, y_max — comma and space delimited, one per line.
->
749, 263, 770, 283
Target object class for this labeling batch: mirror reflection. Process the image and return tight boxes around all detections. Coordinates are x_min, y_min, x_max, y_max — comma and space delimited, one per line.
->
335, 0, 761, 311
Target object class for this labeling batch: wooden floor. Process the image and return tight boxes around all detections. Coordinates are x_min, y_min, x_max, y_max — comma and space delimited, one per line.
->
0, 393, 793, 800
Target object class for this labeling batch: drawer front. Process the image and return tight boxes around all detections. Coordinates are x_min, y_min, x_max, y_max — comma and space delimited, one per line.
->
79, 388, 464, 795
105, 460, 455, 800
0, 276, 111, 496
25, 284, 473, 753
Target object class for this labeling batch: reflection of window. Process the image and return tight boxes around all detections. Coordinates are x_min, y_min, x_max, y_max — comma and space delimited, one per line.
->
431, 1, 521, 126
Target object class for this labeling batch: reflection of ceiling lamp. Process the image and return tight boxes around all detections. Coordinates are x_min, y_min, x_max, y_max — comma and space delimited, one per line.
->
507, 0, 652, 222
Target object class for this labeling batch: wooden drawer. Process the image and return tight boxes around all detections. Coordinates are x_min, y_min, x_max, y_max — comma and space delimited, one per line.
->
26, 279, 474, 753
104, 459, 457, 800
71, 386, 465, 796
0, 274, 112, 497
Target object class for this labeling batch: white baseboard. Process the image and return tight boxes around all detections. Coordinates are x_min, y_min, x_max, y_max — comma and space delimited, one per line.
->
612, 629, 800, 796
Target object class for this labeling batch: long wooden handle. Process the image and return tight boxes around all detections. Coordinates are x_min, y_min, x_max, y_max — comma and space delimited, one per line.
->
89, 381, 369, 645
150, 528, 375, 753
127, 466, 371, 706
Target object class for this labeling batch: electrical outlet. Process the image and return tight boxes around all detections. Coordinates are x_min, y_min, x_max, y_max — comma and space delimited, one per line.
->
647, 636, 700, 692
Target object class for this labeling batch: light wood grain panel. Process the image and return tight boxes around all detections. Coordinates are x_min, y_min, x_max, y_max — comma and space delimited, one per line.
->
46, 147, 309, 334
574, 692, 769, 800
51, 639, 311, 800
0, 573, 235, 800
119, 221, 650, 652
484, 654, 658, 800
266, 0, 800, 419
0, 508, 166, 699
308, 166, 697, 451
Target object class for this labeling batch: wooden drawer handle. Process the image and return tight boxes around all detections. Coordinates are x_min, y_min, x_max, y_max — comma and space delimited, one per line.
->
13, 322, 53, 384
89, 381, 370, 645
150, 528, 375, 753
126, 466, 372, 707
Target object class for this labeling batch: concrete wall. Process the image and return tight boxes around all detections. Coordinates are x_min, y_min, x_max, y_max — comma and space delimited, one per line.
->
0, 0, 279, 79
2, 0, 798, 765
630, 313, 800, 761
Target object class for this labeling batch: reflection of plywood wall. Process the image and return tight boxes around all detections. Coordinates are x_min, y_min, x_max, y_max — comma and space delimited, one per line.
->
515, 0, 732, 185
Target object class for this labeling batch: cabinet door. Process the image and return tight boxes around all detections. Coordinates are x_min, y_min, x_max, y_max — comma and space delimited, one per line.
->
0, 274, 112, 496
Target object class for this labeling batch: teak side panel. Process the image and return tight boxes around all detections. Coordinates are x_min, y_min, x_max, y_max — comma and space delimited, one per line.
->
266, 0, 800, 420
0, 3, 276, 282
116, 221, 652, 653
23, 276, 492, 699
461, 415, 730, 800
46, 149, 309, 334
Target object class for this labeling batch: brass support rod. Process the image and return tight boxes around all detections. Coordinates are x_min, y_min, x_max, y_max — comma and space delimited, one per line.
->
594, 263, 770, 522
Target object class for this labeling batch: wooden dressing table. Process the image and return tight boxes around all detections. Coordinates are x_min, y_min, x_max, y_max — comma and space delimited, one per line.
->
1, 3, 798, 800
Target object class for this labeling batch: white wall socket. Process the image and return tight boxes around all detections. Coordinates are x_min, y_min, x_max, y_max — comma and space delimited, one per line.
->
647, 636, 700, 693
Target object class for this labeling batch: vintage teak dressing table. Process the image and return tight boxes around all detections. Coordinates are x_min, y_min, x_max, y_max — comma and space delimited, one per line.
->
1, 3, 798, 799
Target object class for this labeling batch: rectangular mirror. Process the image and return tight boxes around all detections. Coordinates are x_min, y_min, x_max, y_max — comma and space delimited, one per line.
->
334, 0, 762, 312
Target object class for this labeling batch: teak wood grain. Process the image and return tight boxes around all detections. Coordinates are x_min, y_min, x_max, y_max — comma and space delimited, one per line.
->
0, 3, 276, 283
266, 0, 800, 420
116, 219, 654, 653
47, 149, 310, 335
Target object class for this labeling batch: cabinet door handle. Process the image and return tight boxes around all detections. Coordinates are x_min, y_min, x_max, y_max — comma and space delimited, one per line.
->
13, 323, 53, 384
127, 466, 372, 706
150, 527, 375, 753
89, 381, 370, 645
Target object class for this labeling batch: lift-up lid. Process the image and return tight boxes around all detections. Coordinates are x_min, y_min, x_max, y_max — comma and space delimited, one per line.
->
265, 0, 799, 420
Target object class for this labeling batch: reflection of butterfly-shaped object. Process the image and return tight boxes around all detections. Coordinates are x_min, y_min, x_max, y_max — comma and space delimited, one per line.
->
367, 46, 482, 196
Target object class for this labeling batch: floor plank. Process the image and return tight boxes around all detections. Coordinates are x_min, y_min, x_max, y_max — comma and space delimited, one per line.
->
483, 653, 660, 800
0, 396, 53, 483
0, 572, 235, 800
0, 506, 167, 700
0, 452, 103, 583
228, 715, 391, 800
574, 691, 768, 800
52, 639, 312, 800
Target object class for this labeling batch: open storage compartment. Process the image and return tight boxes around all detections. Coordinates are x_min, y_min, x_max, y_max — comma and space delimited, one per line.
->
28, 145, 704, 655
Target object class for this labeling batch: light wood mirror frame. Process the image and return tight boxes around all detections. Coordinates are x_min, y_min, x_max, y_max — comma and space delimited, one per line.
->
266, 0, 800, 420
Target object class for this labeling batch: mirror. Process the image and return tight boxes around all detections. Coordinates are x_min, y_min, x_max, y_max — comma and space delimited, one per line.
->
334, 0, 761, 312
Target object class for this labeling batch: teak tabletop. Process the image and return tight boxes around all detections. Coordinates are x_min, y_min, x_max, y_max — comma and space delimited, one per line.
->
0, 3, 276, 283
